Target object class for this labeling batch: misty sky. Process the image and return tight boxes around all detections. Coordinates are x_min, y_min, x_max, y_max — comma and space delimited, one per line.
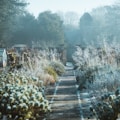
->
26, 0, 116, 17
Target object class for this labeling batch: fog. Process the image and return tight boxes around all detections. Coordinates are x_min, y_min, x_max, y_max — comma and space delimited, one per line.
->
0, 0, 119, 60
1, 1, 120, 119
27, 0, 115, 17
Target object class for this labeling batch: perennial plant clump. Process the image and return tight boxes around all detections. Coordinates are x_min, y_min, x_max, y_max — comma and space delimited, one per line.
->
49, 61, 65, 76
0, 72, 51, 120
90, 89, 120, 120
73, 44, 120, 119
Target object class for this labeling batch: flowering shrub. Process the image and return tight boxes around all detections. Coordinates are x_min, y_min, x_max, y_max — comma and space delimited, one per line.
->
0, 72, 51, 120
90, 89, 120, 120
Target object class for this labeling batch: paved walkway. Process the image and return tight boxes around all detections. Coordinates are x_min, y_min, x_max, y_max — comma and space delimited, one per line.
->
45, 70, 96, 120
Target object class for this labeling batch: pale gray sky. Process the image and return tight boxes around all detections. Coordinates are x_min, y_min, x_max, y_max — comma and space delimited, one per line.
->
26, 0, 116, 17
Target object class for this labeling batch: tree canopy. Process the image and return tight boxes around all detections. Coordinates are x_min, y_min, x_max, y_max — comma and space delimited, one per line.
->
37, 11, 65, 48
0, 0, 27, 47
8, 11, 65, 48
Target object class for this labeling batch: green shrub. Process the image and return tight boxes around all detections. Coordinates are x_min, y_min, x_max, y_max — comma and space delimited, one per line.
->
44, 66, 58, 81
49, 61, 65, 76
76, 68, 95, 90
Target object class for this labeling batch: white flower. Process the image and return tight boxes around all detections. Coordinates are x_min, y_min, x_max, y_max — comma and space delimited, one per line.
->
7, 105, 11, 110
9, 97, 15, 103
3, 93, 9, 97
12, 105, 17, 109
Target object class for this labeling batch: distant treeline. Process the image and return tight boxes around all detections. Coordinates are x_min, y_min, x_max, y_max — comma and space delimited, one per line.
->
0, 0, 120, 60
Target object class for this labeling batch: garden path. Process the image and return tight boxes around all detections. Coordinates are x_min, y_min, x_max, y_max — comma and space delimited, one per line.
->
45, 69, 96, 120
